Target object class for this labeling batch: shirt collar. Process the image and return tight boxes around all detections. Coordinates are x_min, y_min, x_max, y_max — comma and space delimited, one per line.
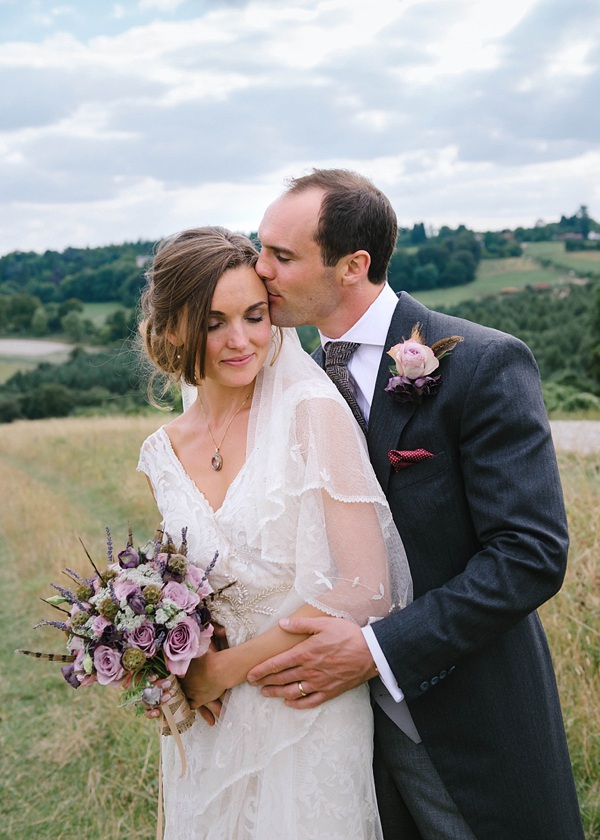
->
319, 283, 399, 349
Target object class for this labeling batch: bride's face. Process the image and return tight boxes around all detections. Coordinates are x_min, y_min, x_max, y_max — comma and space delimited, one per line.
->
203, 264, 271, 388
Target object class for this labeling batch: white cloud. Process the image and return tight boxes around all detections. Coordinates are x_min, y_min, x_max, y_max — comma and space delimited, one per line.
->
138, 0, 189, 10
547, 39, 596, 77
0, 0, 599, 254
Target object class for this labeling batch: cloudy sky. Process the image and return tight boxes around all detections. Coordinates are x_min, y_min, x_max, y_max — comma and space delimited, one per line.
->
1, 0, 599, 255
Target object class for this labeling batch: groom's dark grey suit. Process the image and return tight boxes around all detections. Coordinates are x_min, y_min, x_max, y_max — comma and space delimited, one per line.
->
314, 291, 584, 839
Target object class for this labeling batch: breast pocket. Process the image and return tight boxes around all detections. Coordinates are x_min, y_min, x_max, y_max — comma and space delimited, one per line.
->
389, 450, 449, 489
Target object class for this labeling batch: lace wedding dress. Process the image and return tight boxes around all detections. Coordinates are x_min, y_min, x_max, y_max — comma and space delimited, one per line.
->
138, 330, 411, 840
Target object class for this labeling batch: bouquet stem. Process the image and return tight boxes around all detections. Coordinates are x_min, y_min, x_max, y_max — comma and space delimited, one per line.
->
158, 673, 196, 738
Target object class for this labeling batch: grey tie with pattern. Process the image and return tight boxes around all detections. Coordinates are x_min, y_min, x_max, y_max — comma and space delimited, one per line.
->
324, 341, 368, 435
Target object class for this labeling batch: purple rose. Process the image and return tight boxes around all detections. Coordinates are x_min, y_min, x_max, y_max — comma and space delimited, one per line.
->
127, 591, 147, 615
127, 621, 158, 656
113, 578, 140, 602
92, 615, 112, 637
93, 644, 126, 685
385, 374, 441, 404
162, 581, 201, 612
118, 546, 140, 569
185, 564, 213, 597
163, 615, 210, 676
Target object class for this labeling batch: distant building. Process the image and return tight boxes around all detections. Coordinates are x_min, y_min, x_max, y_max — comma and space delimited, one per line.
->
136, 255, 151, 268
556, 233, 583, 240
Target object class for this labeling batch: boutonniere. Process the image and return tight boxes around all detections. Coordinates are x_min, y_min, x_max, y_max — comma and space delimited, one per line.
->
384, 323, 463, 404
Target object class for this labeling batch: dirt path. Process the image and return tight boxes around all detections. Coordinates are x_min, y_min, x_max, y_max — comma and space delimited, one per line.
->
550, 421, 600, 455
0, 338, 72, 357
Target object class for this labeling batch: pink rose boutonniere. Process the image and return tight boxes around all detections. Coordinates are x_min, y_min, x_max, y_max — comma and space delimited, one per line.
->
385, 323, 463, 404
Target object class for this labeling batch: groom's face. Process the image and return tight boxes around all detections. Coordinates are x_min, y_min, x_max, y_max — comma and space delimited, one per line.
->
256, 188, 341, 330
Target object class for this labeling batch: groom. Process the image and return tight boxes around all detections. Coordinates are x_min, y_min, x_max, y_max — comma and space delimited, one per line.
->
247, 169, 585, 839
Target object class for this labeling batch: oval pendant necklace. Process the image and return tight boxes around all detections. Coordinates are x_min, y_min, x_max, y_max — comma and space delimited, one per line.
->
198, 392, 251, 471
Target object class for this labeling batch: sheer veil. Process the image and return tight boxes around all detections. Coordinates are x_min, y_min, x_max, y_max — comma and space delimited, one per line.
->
182, 328, 412, 622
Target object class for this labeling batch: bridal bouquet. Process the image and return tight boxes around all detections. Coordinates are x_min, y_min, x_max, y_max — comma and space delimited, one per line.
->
17, 526, 223, 734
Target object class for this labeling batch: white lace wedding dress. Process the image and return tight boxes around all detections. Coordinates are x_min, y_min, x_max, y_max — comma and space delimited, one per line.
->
137, 330, 411, 840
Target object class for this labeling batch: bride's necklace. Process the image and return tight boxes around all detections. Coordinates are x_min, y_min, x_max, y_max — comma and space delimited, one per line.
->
197, 392, 252, 472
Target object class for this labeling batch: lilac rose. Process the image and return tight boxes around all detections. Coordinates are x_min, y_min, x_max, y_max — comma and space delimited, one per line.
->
93, 644, 126, 685
185, 564, 213, 597
163, 615, 213, 676
113, 579, 140, 602
388, 339, 439, 379
162, 581, 201, 612
127, 620, 158, 656
92, 615, 112, 637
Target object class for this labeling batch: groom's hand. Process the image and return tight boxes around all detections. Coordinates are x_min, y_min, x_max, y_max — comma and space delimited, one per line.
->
246, 616, 377, 708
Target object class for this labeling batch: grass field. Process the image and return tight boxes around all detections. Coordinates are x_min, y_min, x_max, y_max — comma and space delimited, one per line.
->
82, 302, 126, 325
0, 416, 598, 838
525, 242, 600, 277
413, 256, 567, 309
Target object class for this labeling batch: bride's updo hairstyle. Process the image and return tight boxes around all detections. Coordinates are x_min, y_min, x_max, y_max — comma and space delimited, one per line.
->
140, 226, 259, 390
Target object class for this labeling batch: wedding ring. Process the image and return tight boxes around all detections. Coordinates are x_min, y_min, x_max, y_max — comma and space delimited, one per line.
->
298, 681, 308, 697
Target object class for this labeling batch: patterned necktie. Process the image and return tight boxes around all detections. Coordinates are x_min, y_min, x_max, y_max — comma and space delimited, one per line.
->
324, 341, 368, 435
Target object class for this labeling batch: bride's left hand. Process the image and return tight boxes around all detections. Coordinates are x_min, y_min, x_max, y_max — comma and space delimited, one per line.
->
180, 649, 227, 710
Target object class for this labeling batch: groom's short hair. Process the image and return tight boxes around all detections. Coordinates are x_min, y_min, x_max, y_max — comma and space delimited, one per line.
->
285, 169, 397, 284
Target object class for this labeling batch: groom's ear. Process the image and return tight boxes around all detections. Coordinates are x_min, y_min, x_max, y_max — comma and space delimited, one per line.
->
339, 250, 371, 287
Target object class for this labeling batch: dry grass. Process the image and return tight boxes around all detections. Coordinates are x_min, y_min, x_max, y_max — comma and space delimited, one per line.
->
540, 452, 600, 836
0, 417, 598, 838
0, 415, 163, 840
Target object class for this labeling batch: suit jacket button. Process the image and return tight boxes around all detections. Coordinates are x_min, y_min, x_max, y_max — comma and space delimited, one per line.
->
420, 681, 430, 692
430, 676, 439, 686
439, 670, 447, 679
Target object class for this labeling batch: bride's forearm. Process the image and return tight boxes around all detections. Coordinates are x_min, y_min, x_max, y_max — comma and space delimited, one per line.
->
213, 604, 325, 690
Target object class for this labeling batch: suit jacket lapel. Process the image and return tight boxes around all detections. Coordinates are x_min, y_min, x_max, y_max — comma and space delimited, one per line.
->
310, 292, 432, 491
367, 294, 431, 491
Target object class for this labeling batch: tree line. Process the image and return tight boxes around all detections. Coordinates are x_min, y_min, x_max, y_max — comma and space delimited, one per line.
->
2, 280, 598, 423
442, 282, 600, 414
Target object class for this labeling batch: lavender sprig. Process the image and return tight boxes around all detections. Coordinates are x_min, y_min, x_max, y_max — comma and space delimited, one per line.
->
106, 527, 113, 562
65, 568, 86, 585
199, 551, 219, 586
181, 527, 188, 556
50, 583, 85, 611
33, 619, 69, 632
108, 579, 120, 606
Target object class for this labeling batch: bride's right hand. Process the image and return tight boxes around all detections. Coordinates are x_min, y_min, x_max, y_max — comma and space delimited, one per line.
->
142, 675, 225, 725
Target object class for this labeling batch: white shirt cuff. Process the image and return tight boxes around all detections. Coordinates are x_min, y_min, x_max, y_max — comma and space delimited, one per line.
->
362, 624, 404, 703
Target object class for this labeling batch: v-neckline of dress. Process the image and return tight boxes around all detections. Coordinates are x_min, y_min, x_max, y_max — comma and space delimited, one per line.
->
158, 425, 248, 517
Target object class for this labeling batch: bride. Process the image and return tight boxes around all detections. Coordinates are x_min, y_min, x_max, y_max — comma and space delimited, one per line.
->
137, 226, 411, 839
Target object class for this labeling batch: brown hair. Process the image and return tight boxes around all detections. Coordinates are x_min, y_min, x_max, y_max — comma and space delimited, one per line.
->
140, 227, 259, 389
285, 169, 397, 284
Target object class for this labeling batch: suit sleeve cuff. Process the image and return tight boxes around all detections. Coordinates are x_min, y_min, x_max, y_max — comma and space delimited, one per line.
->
362, 624, 404, 702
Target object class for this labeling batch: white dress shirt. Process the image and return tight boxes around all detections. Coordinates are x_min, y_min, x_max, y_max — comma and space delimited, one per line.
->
319, 283, 421, 743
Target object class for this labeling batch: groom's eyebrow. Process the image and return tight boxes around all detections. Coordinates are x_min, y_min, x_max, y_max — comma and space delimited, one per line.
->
262, 243, 297, 258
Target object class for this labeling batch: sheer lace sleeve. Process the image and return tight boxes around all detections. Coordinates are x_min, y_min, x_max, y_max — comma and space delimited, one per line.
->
238, 329, 412, 628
